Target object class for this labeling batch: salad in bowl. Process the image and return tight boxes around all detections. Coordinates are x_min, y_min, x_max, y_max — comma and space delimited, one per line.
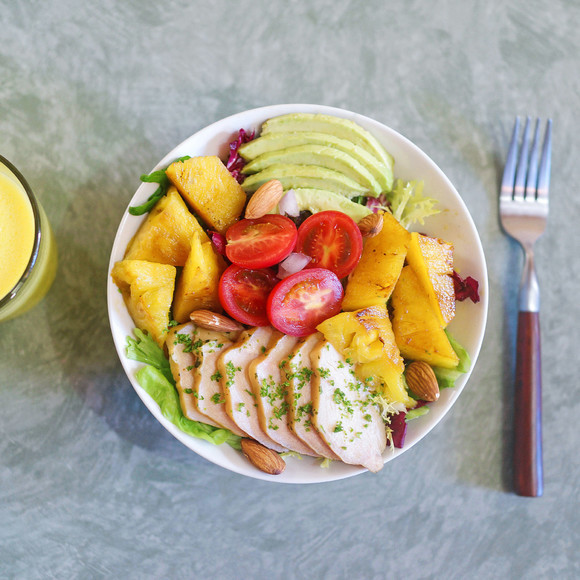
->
107, 104, 488, 483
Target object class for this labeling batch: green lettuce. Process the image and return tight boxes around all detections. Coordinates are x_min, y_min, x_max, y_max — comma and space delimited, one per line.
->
125, 329, 241, 449
387, 179, 439, 228
432, 331, 471, 389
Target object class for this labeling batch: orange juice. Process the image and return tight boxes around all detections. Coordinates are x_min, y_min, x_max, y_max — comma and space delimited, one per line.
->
0, 156, 57, 322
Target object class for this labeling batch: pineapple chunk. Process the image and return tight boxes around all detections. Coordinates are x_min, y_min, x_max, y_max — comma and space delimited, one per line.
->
166, 156, 246, 234
111, 259, 176, 348
317, 305, 413, 407
405, 232, 455, 327
342, 211, 411, 311
172, 231, 227, 323
124, 186, 207, 267
391, 266, 459, 369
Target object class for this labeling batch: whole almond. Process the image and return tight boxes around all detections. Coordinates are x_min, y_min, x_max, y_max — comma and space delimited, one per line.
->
358, 212, 384, 238
405, 361, 440, 402
244, 179, 285, 219
240, 438, 286, 475
190, 310, 244, 332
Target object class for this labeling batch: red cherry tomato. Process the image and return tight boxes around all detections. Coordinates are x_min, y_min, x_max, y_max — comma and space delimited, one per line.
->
219, 264, 279, 326
225, 214, 298, 269
266, 268, 344, 337
295, 210, 363, 279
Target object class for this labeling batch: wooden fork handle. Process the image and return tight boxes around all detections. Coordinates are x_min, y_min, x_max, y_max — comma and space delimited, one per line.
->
513, 311, 543, 497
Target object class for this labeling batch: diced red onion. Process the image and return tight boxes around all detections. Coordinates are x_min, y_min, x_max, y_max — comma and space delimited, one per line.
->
208, 230, 227, 256
278, 189, 300, 217
277, 252, 311, 279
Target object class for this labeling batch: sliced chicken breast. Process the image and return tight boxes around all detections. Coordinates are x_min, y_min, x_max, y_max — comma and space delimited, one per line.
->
195, 335, 247, 437
249, 333, 319, 457
310, 340, 386, 472
218, 326, 287, 453
166, 323, 226, 427
286, 333, 340, 460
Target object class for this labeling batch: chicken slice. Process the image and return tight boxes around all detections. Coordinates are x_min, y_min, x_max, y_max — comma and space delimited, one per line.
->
310, 340, 386, 472
249, 333, 319, 457
166, 323, 226, 427
218, 326, 287, 453
195, 334, 247, 437
285, 333, 340, 460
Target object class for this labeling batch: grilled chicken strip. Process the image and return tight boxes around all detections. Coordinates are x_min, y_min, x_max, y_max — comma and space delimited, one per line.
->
249, 333, 318, 456
285, 333, 340, 460
167, 323, 233, 428
218, 326, 287, 453
310, 340, 386, 472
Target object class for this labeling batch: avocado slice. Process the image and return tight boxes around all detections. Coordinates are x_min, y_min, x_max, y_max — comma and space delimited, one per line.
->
291, 188, 372, 222
239, 131, 393, 191
241, 164, 368, 198
242, 144, 382, 196
260, 113, 392, 168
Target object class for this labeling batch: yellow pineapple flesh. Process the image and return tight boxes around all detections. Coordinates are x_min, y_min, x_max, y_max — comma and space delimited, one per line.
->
405, 232, 455, 327
391, 266, 459, 369
317, 305, 414, 406
172, 231, 227, 323
111, 259, 176, 348
342, 211, 411, 311
124, 187, 208, 267
166, 156, 246, 234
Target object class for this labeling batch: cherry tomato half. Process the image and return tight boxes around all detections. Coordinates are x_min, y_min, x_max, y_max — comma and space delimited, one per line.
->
219, 264, 279, 326
267, 268, 344, 337
295, 210, 363, 279
225, 214, 298, 269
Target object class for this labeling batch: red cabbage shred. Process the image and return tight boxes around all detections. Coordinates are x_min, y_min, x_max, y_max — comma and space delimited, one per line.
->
226, 128, 255, 183
452, 271, 480, 303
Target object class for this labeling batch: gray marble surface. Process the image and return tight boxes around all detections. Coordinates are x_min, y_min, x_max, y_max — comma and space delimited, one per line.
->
1, 1, 579, 578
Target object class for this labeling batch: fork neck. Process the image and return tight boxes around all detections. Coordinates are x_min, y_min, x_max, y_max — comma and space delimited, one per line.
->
519, 245, 540, 312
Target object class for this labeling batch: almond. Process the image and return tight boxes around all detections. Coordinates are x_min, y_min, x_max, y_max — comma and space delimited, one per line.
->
189, 310, 244, 332
244, 179, 285, 219
405, 361, 440, 402
240, 438, 286, 475
358, 212, 384, 238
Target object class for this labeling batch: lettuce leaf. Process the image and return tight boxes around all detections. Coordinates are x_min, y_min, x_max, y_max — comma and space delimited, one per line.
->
432, 331, 471, 389
136, 365, 241, 449
124, 329, 241, 449
387, 179, 439, 228
126, 328, 173, 383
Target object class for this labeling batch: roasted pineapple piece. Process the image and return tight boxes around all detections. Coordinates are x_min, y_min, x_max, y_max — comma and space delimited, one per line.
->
342, 211, 411, 311
317, 305, 413, 407
172, 231, 227, 323
166, 156, 246, 234
391, 266, 459, 369
111, 259, 176, 348
124, 187, 207, 267
405, 232, 455, 327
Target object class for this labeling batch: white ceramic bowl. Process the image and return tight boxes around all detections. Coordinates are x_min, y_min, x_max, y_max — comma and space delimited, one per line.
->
107, 104, 488, 484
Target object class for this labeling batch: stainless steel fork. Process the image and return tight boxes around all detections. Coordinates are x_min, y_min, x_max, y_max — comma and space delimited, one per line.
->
500, 117, 552, 497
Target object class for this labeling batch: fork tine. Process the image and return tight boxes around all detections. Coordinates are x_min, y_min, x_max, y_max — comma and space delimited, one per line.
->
536, 119, 552, 200
514, 117, 531, 201
525, 119, 541, 199
501, 117, 521, 200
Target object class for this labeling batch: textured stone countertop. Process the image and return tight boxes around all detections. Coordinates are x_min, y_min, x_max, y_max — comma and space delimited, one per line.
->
1, 1, 579, 578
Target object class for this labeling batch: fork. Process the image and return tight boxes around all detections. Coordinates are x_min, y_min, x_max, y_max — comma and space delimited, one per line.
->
500, 116, 552, 497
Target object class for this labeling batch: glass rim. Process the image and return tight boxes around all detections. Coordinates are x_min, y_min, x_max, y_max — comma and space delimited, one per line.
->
0, 154, 42, 309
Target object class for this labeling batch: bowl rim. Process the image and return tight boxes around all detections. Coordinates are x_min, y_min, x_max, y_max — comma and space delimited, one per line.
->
107, 103, 489, 484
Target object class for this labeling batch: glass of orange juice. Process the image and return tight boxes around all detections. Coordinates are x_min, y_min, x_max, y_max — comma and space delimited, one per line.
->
0, 155, 58, 322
